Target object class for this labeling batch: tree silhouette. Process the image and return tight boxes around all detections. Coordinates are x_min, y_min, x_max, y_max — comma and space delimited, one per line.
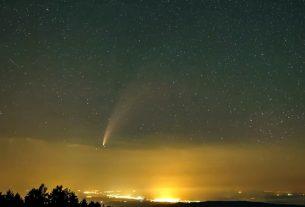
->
88, 201, 101, 207
68, 191, 79, 207
49, 185, 79, 207
0, 193, 3, 204
14, 193, 24, 207
0, 190, 24, 207
25, 184, 48, 207
5, 190, 15, 204
80, 199, 88, 207
0, 184, 101, 207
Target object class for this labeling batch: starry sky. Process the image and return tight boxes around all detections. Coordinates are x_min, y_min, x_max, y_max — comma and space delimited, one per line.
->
1, 0, 305, 202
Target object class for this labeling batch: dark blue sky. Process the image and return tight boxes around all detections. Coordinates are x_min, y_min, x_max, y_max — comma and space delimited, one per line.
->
0, 0, 305, 147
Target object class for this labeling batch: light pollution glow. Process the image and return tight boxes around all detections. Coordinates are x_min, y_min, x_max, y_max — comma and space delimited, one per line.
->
83, 190, 201, 203
106, 194, 144, 201
1, 137, 305, 201
150, 198, 180, 203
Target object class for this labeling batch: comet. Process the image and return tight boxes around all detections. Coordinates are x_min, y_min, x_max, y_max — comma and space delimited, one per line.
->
102, 120, 112, 147
102, 84, 148, 147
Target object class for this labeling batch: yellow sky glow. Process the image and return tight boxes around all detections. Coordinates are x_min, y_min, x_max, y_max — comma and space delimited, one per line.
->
0, 137, 305, 200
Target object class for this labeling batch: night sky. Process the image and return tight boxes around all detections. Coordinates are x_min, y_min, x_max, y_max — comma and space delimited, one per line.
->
1, 0, 305, 203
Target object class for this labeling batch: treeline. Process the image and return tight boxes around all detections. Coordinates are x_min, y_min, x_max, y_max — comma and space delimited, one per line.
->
0, 184, 101, 207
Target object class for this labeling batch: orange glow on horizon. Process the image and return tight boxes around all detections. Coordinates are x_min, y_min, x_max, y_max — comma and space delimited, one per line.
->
150, 198, 180, 203
1, 138, 305, 200
149, 186, 182, 202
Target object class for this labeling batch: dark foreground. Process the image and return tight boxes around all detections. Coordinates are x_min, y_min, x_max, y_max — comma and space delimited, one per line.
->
1, 184, 304, 207
107, 201, 305, 207
156, 201, 304, 207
